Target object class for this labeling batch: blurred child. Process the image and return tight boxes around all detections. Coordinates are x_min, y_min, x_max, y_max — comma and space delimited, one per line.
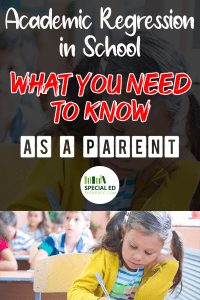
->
0, 211, 34, 255
30, 211, 95, 269
19, 211, 52, 242
82, 226, 94, 240
68, 211, 183, 300
0, 29, 45, 144
7, 31, 200, 211
51, 211, 94, 238
51, 212, 66, 233
0, 216, 18, 271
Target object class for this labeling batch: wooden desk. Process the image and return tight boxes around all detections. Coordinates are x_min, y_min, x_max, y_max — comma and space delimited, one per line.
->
15, 254, 30, 270
0, 271, 67, 300
15, 255, 30, 261
0, 271, 34, 300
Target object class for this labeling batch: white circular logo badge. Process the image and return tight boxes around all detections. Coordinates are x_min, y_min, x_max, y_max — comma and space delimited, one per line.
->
80, 166, 119, 204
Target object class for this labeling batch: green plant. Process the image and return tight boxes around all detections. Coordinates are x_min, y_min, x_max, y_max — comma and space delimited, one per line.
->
90, 220, 101, 230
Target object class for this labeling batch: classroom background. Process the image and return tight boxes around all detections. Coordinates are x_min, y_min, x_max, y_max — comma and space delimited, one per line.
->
1, 211, 200, 300
15, 211, 200, 246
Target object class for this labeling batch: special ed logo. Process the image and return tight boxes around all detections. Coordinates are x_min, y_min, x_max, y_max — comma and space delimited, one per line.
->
80, 166, 119, 204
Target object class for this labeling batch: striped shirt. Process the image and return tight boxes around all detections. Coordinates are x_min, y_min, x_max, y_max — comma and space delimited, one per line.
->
38, 233, 95, 256
110, 266, 144, 300
19, 224, 46, 243
83, 173, 137, 210
10, 230, 35, 252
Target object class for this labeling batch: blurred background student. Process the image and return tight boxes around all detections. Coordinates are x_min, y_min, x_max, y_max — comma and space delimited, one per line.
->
0, 214, 18, 271
51, 212, 66, 233
0, 211, 34, 255
19, 211, 52, 243
51, 211, 94, 238
30, 211, 95, 269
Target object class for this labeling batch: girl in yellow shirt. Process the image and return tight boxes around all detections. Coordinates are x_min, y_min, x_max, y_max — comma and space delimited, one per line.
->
68, 211, 183, 300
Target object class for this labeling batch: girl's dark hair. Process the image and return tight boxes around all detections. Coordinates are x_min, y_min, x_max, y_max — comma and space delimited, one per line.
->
28, 211, 52, 236
91, 211, 126, 261
170, 229, 184, 295
92, 211, 184, 296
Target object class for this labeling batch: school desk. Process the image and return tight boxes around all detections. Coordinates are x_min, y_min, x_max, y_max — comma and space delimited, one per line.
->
0, 271, 34, 300
0, 271, 67, 300
14, 254, 30, 270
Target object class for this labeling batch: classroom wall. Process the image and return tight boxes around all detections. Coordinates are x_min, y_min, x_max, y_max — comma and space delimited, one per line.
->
14, 211, 109, 234
90, 211, 110, 239
174, 227, 200, 250
14, 211, 28, 228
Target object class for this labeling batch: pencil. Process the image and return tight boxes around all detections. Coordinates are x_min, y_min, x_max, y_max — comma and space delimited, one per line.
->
44, 187, 62, 210
95, 272, 111, 298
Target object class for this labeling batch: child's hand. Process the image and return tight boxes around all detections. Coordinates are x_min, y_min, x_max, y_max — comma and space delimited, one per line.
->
158, 146, 196, 169
142, 146, 196, 180
99, 298, 111, 300
154, 253, 177, 264
147, 252, 176, 269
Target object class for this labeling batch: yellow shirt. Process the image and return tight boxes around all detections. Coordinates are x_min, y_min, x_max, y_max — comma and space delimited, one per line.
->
7, 141, 200, 211
68, 248, 179, 300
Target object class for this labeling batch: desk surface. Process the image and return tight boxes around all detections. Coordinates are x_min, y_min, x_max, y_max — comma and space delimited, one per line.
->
0, 271, 34, 282
0, 270, 67, 300
14, 254, 30, 261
